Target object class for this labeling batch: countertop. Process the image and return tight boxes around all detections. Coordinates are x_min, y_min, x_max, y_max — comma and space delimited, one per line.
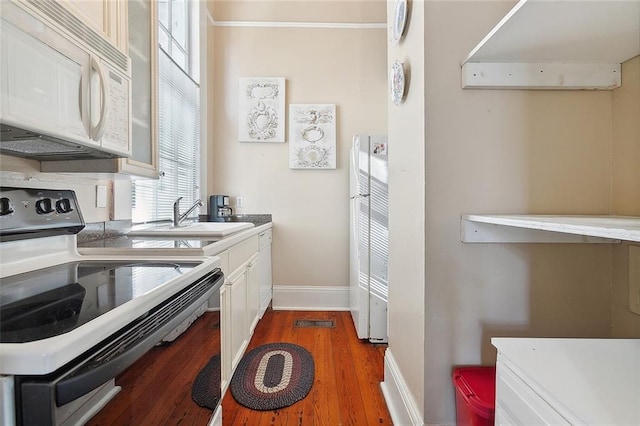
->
78, 220, 272, 257
199, 214, 272, 227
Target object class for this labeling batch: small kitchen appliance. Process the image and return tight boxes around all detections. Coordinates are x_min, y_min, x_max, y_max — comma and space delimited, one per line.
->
349, 134, 389, 343
0, 187, 223, 426
209, 195, 233, 222
0, 1, 131, 160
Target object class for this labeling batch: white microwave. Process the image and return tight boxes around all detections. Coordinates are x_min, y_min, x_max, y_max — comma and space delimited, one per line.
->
0, 0, 131, 160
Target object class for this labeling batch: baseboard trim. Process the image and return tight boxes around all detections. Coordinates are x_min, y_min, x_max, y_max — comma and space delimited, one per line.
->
272, 285, 349, 311
380, 348, 424, 426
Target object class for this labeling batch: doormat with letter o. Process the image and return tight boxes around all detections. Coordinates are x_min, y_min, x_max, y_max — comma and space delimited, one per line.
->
230, 342, 315, 411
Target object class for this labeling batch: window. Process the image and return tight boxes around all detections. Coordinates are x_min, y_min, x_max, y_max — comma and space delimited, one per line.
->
132, 0, 200, 223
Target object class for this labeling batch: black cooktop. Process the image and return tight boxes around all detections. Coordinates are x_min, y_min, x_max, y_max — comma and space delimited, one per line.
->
0, 260, 199, 343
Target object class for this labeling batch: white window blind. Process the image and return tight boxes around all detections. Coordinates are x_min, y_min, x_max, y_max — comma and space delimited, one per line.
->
132, 1, 200, 224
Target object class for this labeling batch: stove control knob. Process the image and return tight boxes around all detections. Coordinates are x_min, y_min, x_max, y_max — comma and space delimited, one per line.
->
0, 197, 14, 216
56, 198, 74, 214
35, 198, 55, 215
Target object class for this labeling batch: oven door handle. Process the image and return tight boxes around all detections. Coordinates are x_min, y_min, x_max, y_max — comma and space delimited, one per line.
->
54, 270, 224, 406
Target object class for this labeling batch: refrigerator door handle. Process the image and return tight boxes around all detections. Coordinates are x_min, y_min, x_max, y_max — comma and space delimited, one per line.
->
350, 194, 370, 200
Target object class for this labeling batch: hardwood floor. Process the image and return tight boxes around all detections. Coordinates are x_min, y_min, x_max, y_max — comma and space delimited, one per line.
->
88, 309, 392, 426
223, 310, 392, 426
87, 311, 222, 426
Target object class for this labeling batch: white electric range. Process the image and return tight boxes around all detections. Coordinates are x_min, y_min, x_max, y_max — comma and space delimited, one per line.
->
0, 187, 223, 426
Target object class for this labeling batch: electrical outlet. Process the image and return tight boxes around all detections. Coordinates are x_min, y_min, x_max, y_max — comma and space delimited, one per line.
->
237, 196, 244, 208
96, 185, 107, 208
629, 245, 640, 315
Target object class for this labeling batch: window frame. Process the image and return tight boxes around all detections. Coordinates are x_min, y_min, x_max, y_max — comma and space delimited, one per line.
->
130, 0, 205, 225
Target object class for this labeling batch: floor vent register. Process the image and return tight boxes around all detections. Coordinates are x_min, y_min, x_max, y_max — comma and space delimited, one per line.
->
293, 319, 336, 328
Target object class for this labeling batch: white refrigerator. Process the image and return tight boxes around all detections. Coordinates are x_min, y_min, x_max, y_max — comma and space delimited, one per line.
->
349, 134, 388, 343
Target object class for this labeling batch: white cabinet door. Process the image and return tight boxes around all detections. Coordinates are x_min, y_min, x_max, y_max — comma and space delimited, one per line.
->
220, 283, 231, 395
258, 230, 273, 318
59, 0, 128, 52
247, 255, 260, 335
228, 269, 248, 372
495, 360, 569, 425
120, 0, 158, 176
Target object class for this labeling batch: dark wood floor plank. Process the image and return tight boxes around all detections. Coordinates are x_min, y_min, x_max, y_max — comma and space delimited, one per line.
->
85, 309, 392, 426
330, 312, 370, 425
88, 312, 219, 425
345, 319, 391, 425
310, 319, 342, 425
291, 318, 317, 425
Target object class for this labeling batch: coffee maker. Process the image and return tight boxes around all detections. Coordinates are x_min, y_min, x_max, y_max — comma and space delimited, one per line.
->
209, 195, 233, 222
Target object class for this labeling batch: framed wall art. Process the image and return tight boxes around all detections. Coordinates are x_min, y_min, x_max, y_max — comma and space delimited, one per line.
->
238, 77, 285, 142
288, 104, 336, 169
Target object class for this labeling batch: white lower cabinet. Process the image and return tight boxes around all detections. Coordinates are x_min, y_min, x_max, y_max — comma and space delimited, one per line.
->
208, 404, 222, 426
258, 229, 273, 317
493, 338, 640, 425
228, 266, 249, 372
220, 281, 231, 395
219, 235, 260, 397
495, 360, 568, 425
247, 254, 260, 335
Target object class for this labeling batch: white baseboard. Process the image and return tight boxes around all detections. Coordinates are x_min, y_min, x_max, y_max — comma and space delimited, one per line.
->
380, 348, 424, 426
272, 285, 349, 311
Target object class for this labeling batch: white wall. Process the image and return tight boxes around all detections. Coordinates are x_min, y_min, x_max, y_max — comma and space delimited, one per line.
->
384, 0, 426, 420
207, 1, 387, 289
384, 1, 640, 424
0, 155, 113, 223
612, 57, 640, 337
422, 1, 615, 422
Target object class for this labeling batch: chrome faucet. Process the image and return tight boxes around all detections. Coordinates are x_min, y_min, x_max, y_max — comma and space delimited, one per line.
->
173, 197, 203, 227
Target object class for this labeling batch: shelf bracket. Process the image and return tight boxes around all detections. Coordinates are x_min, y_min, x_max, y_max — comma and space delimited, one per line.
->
461, 62, 621, 90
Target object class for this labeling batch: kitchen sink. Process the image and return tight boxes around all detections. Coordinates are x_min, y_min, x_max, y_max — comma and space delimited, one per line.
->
127, 222, 255, 237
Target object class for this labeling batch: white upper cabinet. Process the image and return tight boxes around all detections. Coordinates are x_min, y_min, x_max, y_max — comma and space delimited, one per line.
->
59, 0, 128, 52
41, 0, 159, 177
462, 0, 640, 89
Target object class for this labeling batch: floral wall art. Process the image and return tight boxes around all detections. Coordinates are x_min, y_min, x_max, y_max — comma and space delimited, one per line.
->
238, 77, 285, 142
288, 104, 336, 169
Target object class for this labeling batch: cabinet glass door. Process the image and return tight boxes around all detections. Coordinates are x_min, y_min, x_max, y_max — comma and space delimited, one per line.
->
124, 0, 159, 177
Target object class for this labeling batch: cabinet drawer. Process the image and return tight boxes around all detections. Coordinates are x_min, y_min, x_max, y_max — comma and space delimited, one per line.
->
496, 360, 569, 425
229, 235, 258, 273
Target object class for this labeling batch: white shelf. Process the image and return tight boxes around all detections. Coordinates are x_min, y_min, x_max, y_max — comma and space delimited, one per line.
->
461, 0, 640, 90
461, 214, 640, 243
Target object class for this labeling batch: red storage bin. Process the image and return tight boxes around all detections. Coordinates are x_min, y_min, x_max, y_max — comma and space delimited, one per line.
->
452, 366, 496, 426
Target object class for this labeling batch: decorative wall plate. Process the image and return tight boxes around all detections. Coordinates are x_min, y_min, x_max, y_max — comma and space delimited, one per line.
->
289, 104, 336, 169
390, 0, 408, 46
238, 77, 285, 142
390, 61, 405, 105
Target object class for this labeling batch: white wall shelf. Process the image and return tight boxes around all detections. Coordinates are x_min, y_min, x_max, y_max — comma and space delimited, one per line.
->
461, 0, 640, 90
461, 214, 640, 243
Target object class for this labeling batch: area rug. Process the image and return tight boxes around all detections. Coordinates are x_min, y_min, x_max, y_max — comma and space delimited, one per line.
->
230, 342, 315, 411
191, 354, 221, 410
